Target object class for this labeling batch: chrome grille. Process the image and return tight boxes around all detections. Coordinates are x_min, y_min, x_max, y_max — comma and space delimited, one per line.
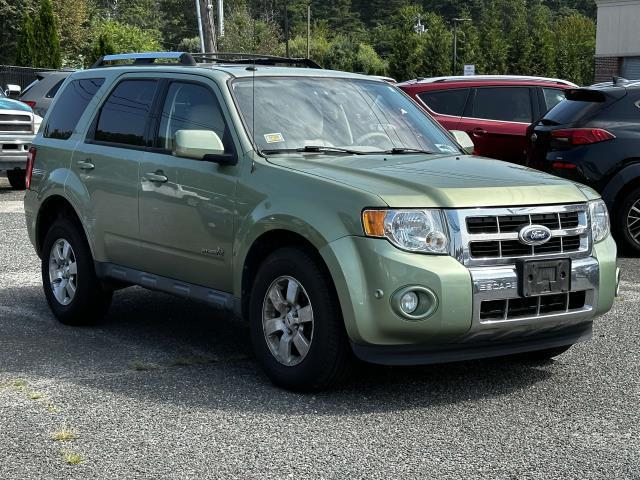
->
480, 291, 587, 321
447, 204, 591, 267
0, 111, 33, 134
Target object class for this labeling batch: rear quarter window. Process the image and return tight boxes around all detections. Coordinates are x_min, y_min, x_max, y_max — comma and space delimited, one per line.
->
543, 99, 605, 125
44, 78, 104, 139
471, 87, 533, 123
417, 89, 470, 116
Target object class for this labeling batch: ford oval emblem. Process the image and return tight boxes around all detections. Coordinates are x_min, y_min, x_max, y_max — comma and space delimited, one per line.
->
519, 225, 552, 246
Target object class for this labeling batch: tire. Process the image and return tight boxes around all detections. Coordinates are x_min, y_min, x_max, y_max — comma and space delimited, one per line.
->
41, 216, 112, 326
516, 345, 572, 364
7, 169, 26, 190
249, 247, 353, 392
616, 187, 640, 254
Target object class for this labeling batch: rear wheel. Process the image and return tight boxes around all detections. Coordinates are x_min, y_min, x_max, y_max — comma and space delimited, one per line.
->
42, 216, 112, 325
617, 187, 640, 254
249, 247, 353, 391
7, 169, 26, 190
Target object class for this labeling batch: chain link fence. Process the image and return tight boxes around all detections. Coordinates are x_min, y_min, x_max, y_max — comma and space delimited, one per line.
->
0, 65, 62, 90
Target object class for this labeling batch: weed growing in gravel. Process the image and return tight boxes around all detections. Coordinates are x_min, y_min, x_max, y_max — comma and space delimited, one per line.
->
61, 449, 83, 465
46, 404, 60, 414
11, 380, 26, 390
52, 429, 77, 442
130, 360, 160, 371
28, 391, 44, 400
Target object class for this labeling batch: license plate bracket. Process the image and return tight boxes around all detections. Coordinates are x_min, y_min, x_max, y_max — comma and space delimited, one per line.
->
519, 259, 571, 297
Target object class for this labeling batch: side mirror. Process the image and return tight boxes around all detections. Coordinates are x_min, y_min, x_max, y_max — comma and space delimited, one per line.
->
449, 130, 474, 154
174, 129, 236, 165
5, 84, 22, 98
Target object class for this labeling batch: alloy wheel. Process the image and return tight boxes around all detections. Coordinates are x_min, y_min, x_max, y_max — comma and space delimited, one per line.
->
627, 200, 640, 246
48, 238, 78, 306
262, 275, 314, 366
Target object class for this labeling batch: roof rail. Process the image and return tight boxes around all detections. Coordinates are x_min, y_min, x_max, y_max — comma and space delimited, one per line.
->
90, 52, 196, 69
191, 52, 322, 69
407, 75, 577, 87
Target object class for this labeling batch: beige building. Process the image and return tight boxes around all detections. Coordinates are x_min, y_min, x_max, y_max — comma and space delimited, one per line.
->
595, 0, 640, 81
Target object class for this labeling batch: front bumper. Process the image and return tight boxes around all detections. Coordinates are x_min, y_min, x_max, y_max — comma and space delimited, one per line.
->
0, 133, 33, 170
320, 234, 617, 365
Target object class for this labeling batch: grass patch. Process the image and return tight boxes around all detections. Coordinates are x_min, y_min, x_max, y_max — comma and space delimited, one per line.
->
28, 391, 44, 400
46, 404, 60, 414
11, 380, 26, 390
52, 429, 77, 442
130, 360, 160, 371
61, 449, 83, 465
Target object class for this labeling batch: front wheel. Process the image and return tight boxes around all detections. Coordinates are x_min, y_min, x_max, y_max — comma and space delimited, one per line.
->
42, 216, 113, 325
7, 169, 26, 190
249, 247, 353, 391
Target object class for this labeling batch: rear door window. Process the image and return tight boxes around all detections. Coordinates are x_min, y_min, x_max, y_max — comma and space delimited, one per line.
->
43, 78, 104, 140
417, 89, 470, 116
542, 88, 566, 110
94, 80, 158, 147
471, 87, 533, 123
45, 79, 66, 98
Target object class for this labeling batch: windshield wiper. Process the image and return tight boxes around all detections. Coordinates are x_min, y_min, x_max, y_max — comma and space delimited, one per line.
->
384, 147, 437, 155
261, 146, 367, 155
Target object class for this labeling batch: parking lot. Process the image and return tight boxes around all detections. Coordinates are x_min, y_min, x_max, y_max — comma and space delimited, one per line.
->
0, 176, 638, 479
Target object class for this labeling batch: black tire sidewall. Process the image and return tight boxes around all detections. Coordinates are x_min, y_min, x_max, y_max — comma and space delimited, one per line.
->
41, 217, 110, 325
6, 169, 26, 190
616, 187, 640, 254
249, 248, 350, 391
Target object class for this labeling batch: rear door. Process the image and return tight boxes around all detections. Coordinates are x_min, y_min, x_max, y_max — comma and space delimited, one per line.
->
137, 75, 240, 292
457, 86, 535, 163
73, 76, 159, 268
414, 88, 470, 130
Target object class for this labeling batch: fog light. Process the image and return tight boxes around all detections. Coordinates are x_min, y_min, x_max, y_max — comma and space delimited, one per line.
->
400, 291, 419, 314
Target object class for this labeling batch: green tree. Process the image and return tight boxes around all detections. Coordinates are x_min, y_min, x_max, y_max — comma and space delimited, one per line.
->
287, 30, 331, 65
479, 1, 508, 74
455, 8, 483, 75
422, 12, 452, 77
504, 0, 532, 74
87, 20, 162, 66
353, 43, 387, 75
53, 0, 90, 67
555, 13, 595, 85
528, 0, 556, 76
15, 12, 37, 67
88, 33, 115, 65
34, 0, 62, 68
219, 4, 282, 54
387, 6, 425, 81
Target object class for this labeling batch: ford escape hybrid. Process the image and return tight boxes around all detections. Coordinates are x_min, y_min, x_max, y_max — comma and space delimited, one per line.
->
24, 52, 618, 391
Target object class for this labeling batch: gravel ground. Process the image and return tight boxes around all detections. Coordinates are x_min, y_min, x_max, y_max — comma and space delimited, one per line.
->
0, 175, 638, 479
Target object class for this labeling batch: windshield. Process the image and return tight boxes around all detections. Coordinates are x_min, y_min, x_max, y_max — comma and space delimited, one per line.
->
231, 77, 460, 155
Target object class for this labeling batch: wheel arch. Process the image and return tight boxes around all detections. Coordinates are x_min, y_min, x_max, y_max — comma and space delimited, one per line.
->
35, 194, 93, 257
601, 160, 640, 216
238, 228, 336, 321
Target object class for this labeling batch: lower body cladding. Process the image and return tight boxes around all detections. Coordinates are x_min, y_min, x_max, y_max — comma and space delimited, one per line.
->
321, 235, 618, 366
0, 133, 32, 171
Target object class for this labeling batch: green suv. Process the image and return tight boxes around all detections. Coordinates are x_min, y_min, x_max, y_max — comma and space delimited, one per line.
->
24, 52, 619, 391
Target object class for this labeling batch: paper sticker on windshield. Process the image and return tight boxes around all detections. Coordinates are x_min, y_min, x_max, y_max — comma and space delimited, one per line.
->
264, 133, 285, 144
435, 144, 459, 154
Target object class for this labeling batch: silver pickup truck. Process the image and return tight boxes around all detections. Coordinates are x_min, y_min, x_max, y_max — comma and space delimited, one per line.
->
0, 90, 41, 189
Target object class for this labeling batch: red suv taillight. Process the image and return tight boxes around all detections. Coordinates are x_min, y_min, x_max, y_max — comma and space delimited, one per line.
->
22, 100, 36, 109
26, 147, 36, 190
551, 128, 615, 146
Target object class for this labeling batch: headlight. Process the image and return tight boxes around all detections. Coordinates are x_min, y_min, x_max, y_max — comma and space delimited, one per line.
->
362, 209, 449, 254
588, 199, 610, 243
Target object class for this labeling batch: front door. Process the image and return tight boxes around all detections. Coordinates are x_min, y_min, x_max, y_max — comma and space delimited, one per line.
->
137, 77, 240, 292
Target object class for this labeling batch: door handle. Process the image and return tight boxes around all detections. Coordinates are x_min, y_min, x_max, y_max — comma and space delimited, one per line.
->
77, 159, 95, 170
144, 172, 168, 183
472, 128, 487, 137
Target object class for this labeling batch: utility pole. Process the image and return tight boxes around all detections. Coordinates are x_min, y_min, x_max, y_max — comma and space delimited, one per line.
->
218, 0, 224, 38
284, 0, 289, 57
306, 2, 311, 58
195, 0, 205, 52
452, 17, 470, 75
198, 0, 217, 53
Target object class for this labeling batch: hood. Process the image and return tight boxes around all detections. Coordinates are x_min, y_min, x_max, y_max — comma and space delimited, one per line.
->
0, 97, 32, 113
268, 153, 596, 208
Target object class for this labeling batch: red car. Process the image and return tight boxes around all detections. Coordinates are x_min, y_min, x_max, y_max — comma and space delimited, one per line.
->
398, 75, 577, 164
